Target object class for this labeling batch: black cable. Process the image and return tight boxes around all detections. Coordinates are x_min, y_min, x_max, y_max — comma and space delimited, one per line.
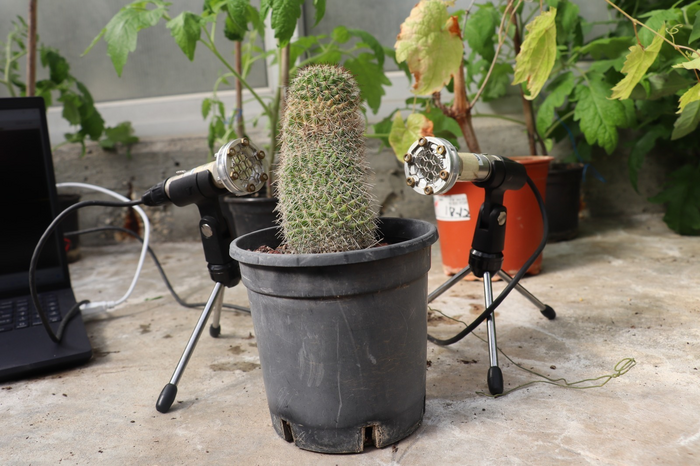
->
427, 175, 549, 346
29, 199, 144, 343
63, 226, 251, 314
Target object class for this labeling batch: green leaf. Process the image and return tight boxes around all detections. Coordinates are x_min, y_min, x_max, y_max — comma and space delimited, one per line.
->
610, 25, 665, 101
348, 29, 384, 68
628, 125, 669, 192
649, 163, 700, 235
536, 71, 575, 136
289, 36, 319, 64
59, 93, 82, 126
395, 0, 464, 96
371, 113, 395, 150
579, 37, 635, 60
313, 0, 326, 27
556, 0, 580, 40
639, 9, 680, 47
167, 12, 202, 60
269, 0, 304, 47
677, 82, 700, 114
672, 55, 700, 71
691, 11, 700, 44
100, 122, 139, 151
464, 4, 498, 61
332, 26, 350, 44
40, 47, 70, 84
481, 63, 513, 102
344, 53, 391, 114
512, 8, 558, 100
630, 71, 693, 100
573, 78, 626, 154
201, 98, 212, 119
388, 112, 434, 163
225, 0, 249, 34
247, 5, 265, 37
671, 99, 700, 140
103, 1, 169, 76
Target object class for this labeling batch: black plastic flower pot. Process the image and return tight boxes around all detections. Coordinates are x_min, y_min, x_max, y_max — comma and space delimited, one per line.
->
546, 163, 584, 242
229, 217, 438, 453
221, 194, 278, 237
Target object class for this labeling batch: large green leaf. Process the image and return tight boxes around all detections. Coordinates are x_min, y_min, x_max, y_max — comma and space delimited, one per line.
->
312, 0, 326, 27
464, 3, 498, 61
671, 99, 700, 140
649, 163, 700, 235
388, 112, 434, 162
166, 12, 202, 60
348, 28, 385, 68
222, 0, 249, 41
395, 0, 464, 96
268, 0, 304, 47
101, 1, 169, 76
536, 71, 575, 136
58, 93, 82, 126
512, 8, 558, 100
627, 125, 669, 192
480, 63, 513, 102
579, 37, 635, 60
343, 53, 391, 114
40, 47, 70, 85
573, 78, 626, 154
610, 25, 665, 101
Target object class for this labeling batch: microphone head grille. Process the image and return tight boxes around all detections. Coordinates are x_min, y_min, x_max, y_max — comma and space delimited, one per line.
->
215, 138, 267, 195
403, 137, 459, 195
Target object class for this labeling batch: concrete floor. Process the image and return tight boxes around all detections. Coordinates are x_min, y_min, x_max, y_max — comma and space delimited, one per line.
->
1, 214, 699, 465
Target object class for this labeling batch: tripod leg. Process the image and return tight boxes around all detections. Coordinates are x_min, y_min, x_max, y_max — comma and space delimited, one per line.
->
483, 271, 504, 395
209, 285, 225, 337
156, 282, 224, 413
496, 270, 556, 320
428, 265, 472, 303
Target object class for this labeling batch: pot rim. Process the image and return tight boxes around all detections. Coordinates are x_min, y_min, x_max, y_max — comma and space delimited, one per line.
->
230, 217, 438, 268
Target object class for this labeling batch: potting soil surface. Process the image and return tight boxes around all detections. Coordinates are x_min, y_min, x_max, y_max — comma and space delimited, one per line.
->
1, 213, 698, 465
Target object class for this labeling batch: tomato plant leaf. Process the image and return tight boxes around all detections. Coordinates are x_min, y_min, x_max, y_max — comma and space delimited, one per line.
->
313, 0, 326, 27
269, 0, 304, 48
349, 28, 385, 68
464, 3, 498, 61
512, 8, 558, 100
167, 12, 203, 60
395, 0, 464, 96
573, 78, 627, 154
536, 71, 575, 136
344, 53, 391, 114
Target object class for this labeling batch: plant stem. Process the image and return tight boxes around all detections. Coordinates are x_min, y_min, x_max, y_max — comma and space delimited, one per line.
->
453, 64, 481, 153
234, 40, 245, 138
4, 32, 18, 97
544, 109, 575, 138
510, 11, 540, 155
471, 113, 527, 125
27, 0, 37, 97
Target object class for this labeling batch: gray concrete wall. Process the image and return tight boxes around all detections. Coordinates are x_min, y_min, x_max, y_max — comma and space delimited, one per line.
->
52, 119, 668, 246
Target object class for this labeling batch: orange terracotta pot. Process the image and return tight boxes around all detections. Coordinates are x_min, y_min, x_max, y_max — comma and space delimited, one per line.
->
434, 156, 553, 277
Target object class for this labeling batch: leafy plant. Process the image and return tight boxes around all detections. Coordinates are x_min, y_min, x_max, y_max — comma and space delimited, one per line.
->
0, 16, 138, 156
277, 64, 378, 253
85, 0, 389, 191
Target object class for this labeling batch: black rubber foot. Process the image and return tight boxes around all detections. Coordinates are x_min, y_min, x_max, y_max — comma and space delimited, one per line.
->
540, 305, 556, 320
209, 324, 221, 338
156, 383, 177, 413
488, 366, 504, 395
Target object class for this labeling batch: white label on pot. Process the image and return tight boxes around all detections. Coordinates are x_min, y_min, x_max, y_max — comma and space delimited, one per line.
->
434, 194, 470, 221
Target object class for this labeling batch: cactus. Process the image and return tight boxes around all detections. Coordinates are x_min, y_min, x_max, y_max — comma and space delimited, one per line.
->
276, 64, 378, 254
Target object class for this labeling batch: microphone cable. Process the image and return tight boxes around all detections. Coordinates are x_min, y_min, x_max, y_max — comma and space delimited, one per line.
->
427, 175, 549, 346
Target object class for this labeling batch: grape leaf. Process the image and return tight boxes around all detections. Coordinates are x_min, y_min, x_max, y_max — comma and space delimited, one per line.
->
536, 71, 575, 136
677, 83, 700, 114
573, 78, 626, 154
343, 53, 391, 114
512, 8, 558, 100
671, 99, 700, 140
627, 125, 669, 192
691, 11, 700, 44
610, 25, 665, 101
672, 55, 700, 71
649, 163, 700, 235
101, 1, 169, 76
388, 112, 434, 163
395, 0, 464, 96
167, 12, 203, 60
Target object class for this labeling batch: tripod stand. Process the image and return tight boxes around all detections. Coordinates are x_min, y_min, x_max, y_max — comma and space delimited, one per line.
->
155, 188, 241, 413
428, 181, 555, 396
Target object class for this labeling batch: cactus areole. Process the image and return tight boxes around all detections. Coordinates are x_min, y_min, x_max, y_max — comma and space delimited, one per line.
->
276, 65, 378, 254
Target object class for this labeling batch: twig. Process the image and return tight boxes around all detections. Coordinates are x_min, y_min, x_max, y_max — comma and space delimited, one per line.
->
27, 0, 37, 96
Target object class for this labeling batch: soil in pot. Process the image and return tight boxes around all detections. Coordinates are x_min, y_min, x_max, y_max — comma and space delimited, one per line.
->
434, 156, 553, 277
229, 217, 438, 453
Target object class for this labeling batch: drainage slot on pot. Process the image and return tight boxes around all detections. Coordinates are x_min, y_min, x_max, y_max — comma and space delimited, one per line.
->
363, 425, 377, 448
280, 419, 294, 443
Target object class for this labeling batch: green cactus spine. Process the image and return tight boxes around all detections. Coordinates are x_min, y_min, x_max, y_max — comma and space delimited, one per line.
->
276, 64, 378, 254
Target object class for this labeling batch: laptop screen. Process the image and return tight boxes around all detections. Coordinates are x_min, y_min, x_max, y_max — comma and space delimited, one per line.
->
0, 99, 70, 297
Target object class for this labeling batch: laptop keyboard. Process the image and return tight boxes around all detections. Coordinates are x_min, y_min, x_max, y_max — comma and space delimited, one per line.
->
0, 294, 62, 332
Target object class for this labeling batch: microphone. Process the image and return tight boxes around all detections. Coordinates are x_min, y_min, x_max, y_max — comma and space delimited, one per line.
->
142, 138, 268, 207
403, 136, 525, 195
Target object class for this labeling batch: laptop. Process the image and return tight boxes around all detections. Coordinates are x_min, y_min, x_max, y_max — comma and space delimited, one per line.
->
0, 97, 92, 382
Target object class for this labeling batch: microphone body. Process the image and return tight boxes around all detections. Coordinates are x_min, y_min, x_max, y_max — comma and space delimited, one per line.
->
403, 137, 525, 196
142, 138, 268, 207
